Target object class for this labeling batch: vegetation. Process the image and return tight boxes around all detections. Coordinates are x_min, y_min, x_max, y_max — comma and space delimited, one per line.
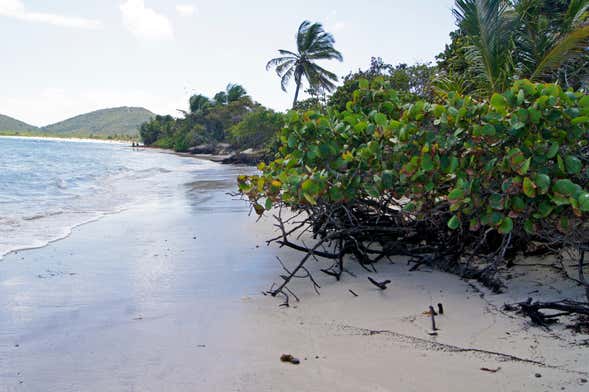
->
0, 114, 39, 133
267, 21, 343, 107
140, 84, 284, 154
438, 0, 589, 96
42, 107, 154, 138
239, 78, 589, 306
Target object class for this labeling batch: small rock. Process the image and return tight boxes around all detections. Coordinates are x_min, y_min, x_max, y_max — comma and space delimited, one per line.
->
280, 354, 300, 365
14, 344, 19, 348
535, 373, 542, 378
580, 378, 587, 384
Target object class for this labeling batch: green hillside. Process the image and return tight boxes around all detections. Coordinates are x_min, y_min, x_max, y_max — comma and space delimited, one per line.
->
42, 107, 155, 138
0, 114, 39, 132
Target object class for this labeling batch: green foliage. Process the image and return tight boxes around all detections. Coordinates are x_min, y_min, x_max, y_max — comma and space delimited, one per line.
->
140, 83, 278, 152
329, 58, 436, 111
228, 108, 285, 149
445, 0, 589, 96
239, 79, 588, 243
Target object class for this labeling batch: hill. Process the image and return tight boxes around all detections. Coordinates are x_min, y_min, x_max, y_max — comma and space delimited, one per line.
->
42, 107, 155, 138
0, 114, 39, 132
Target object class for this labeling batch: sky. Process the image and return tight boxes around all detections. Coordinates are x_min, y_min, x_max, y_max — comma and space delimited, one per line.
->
0, 0, 457, 126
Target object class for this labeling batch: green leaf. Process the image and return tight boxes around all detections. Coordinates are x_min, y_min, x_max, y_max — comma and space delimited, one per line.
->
546, 143, 559, 159
517, 157, 531, 175
482, 124, 496, 136
498, 217, 513, 234
572, 116, 589, 125
374, 113, 387, 127
523, 177, 537, 198
421, 154, 434, 171
579, 193, 589, 212
491, 93, 507, 112
358, 79, 369, 89
557, 155, 566, 173
447, 215, 460, 230
565, 155, 583, 175
264, 198, 273, 210
528, 108, 541, 124
524, 219, 536, 234
533, 173, 551, 195
489, 194, 504, 210
553, 179, 578, 196
448, 189, 465, 201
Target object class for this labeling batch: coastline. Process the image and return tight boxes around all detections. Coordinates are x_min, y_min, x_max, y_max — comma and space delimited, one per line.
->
0, 150, 587, 391
0, 134, 133, 145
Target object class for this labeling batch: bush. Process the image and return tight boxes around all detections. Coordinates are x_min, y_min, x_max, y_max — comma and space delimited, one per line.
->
238, 78, 589, 296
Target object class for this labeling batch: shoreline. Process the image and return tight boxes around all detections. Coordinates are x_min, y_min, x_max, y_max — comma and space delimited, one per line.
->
0, 134, 134, 144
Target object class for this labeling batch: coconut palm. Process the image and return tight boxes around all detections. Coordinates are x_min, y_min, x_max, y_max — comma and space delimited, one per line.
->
267, 21, 343, 107
453, 0, 589, 94
189, 94, 211, 114
214, 83, 249, 105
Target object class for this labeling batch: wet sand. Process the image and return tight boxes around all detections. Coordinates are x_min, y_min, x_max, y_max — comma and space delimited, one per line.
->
0, 159, 587, 391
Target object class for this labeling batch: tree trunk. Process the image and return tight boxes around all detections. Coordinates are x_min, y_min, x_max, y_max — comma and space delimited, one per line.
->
293, 80, 302, 108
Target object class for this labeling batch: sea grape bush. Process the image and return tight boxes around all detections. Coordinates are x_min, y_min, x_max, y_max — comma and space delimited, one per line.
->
239, 78, 589, 248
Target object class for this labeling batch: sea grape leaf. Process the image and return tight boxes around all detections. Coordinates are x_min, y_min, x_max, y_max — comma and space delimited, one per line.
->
565, 155, 582, 175
447, 215, 460, 230
498, 217, 513, 234
523, 177, 536, 198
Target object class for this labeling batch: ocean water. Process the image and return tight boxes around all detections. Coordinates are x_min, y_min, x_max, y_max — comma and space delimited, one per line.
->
0, 136, 222, 259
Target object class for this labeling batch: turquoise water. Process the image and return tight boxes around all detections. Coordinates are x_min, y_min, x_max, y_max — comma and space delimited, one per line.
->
0, 137, 220, 258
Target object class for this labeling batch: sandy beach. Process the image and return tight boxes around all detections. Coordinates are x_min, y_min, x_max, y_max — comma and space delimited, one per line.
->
1, 157, 588, 392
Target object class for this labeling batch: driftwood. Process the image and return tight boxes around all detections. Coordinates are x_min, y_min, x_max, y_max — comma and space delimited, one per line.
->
512, 298, 589, 327
253, 193, 589, 317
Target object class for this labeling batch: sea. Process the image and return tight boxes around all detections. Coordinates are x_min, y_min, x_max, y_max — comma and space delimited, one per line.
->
0, 136, 223, 259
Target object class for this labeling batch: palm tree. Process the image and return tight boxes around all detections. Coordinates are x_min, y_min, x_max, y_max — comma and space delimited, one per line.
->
189, 94, 211, 114
452, 0, 589, 95
214, 83, 249, 105
267, 21, 343, 107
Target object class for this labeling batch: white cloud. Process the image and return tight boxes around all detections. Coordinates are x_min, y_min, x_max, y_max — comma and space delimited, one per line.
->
0, 0, 102, 29
120, 0, 173, 40
176, 4, 197, 17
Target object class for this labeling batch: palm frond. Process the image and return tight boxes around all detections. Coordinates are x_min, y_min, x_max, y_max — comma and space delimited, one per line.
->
531, 24, 589, 80
453, 0, 516, 93
266, 56, 296, 71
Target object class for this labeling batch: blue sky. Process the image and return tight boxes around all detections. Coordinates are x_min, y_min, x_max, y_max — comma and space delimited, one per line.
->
0, 0, 456, 126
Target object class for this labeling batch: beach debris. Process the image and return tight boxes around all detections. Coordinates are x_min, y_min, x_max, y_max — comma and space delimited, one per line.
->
438, 303, 444, 315
280, 354, 300, 365
580, 378, 587, 384
197, 344, 206, 348
480, 367, 501, 373
429, 306, 438, 332
349, 289, 359, 297
368, 277, 391, 290
534, 373, 542, 378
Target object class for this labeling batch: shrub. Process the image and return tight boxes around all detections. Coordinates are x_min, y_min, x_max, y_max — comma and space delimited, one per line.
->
238, 78, 589, 296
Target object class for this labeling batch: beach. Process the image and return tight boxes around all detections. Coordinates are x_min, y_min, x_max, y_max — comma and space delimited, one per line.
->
1, 152, 588, 391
